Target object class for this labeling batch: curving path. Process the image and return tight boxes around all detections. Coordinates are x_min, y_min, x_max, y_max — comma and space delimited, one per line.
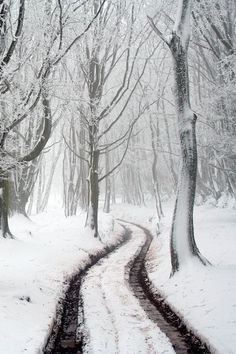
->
79, 225, 174, 354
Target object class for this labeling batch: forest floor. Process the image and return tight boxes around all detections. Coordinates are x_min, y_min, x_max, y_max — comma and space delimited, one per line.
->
0, 201, 235, 354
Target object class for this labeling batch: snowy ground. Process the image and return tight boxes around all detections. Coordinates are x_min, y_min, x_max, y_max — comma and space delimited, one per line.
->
112, 201, 236, 354
0, 209, 122, 354
0, 201, 235, 354
80, 224, 174, 354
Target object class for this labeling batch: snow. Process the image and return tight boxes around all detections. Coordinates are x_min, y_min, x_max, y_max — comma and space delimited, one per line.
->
170, 182, 195, 266
80, 224, 175, 354
0, 202, 235, 354
111, 201, 236, 354
145, 203, 236, 354
173, 0, 191, 47
0, 209, 122, 354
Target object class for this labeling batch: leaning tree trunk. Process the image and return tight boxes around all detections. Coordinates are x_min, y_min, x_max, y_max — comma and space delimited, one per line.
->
149, 0, 209, 274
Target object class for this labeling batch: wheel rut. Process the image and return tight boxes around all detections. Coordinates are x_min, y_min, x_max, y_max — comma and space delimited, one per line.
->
44, 222, 212, 354
43, 230, 129, 354
128, 222, 211, 354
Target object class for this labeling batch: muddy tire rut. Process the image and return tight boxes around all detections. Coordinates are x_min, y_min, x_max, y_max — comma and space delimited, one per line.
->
44, 223, 211, 354
128, 223, 211, 354
43, 232, 129, 354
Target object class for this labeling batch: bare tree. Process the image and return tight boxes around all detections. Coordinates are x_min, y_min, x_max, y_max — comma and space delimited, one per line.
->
61, 0, 160, 237
191, 0, 236, 202
149, 0, 209, 274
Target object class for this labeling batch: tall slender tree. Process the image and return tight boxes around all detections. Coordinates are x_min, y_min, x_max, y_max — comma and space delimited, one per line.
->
149, 0, 209, 274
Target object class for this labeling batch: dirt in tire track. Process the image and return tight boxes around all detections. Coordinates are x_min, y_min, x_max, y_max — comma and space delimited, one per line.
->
44, 221, 212, 354
128, 222, 211, 354
43, 230, 129, 354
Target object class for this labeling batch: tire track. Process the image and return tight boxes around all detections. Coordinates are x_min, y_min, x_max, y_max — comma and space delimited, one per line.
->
43, 231, 129, 354
45, 222, 212, 354
79, 226, 174, 354
127, 222, 211, 354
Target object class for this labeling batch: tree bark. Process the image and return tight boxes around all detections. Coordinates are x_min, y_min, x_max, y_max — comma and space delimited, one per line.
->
169, 1, 209, 273
0, 84, 51, 237
103, 149, 111, 213
87, 149, 100, 238
162, 102, 178, 189
149, 116, 163, 223
0, 173, 13, 238
149, 0, 209, 274
9, 179, 29, 218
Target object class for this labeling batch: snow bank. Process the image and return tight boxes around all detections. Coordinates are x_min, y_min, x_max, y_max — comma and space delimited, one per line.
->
0, 209, 122, 354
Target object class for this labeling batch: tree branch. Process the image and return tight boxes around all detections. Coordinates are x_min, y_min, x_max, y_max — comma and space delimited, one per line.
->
0, 0, 25, 70
19, 89, 52, 163
147, 15, 169, 46
52, 0, 107, 66
63, 135, 89, 164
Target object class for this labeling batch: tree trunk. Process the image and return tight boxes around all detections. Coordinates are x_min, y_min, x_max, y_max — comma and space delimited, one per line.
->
149, 0, 209, 274
9, 159, 39, 218
9, 179, 29, 218
0, 173, 13, 238
86, 149, 100, 238
39, 146, 61, 212
149, 116, 163, 222
162, 101, 178, 189
103, 149, 111, 213
170, 111, 205, 272
111, 173, 116, 205
79, 123, 88, 210
104, 176, 111, 213
169, 1, 208, 274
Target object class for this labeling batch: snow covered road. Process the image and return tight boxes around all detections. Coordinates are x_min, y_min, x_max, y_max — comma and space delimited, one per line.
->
80, 224, 175, 354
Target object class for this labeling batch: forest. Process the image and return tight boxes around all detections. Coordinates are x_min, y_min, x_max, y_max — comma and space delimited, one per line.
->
0, 0, 235, 354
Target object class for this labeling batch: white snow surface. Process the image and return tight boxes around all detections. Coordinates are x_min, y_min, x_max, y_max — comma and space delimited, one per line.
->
112, 202, 236, 354
0, 209, 122, 354
1, 202, 235, 354
80, 224, 175, 354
